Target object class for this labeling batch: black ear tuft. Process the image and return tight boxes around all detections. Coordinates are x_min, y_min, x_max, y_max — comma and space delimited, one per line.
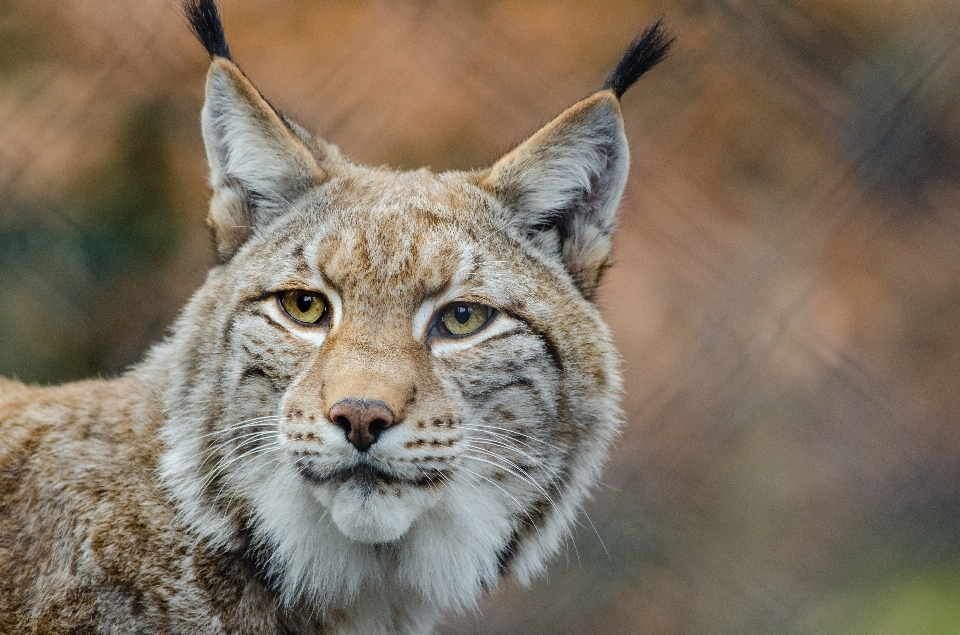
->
182, 0, 232, 61
602, 19, 674, 99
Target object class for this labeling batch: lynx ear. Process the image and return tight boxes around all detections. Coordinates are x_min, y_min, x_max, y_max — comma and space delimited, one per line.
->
483, 20, 672, 297
201, 58, 325, 260
483, 92, 629, 298
183, 0, 325, 260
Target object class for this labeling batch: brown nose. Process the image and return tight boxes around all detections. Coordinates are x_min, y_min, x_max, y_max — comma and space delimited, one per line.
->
328, 398, 395, 452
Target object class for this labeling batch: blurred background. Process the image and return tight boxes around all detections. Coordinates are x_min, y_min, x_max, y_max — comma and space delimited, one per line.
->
2, 0, 960, 633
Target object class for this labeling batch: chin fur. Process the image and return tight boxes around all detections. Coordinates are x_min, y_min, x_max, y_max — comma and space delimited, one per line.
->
317, 479, 440, 545
160, 420, 563, 614
241, 466, 513, 611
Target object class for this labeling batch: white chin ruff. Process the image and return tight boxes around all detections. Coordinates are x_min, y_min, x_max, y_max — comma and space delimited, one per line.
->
311, 479, 442, 544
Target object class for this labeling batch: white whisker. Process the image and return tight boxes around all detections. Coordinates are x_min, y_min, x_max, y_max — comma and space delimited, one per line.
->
455, 464, 546, 544
461, 422, 570, 456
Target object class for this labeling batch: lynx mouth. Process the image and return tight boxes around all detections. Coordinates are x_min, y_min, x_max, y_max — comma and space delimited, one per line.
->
297, 462, 448, 490
297, 461, 449, 543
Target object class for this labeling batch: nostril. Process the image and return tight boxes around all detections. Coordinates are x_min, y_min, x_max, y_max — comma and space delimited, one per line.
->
368, 418, 387, 438
333, 415, 352, 433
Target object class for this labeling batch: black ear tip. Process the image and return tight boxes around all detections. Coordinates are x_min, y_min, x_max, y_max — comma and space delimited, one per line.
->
182, 0, 232, 61
602, 19, 674, 99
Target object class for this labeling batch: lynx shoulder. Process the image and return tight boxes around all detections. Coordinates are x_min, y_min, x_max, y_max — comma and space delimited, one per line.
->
0, 2, 671, 633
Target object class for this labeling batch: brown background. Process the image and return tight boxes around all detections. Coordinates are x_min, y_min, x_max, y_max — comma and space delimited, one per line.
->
2, 1, 960, 633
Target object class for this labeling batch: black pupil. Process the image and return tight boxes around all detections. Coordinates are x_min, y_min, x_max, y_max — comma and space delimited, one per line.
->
454, 305, 472, 324
296, 294, 315, 313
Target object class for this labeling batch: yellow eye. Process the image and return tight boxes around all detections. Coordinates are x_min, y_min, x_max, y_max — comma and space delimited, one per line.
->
280, 290, 327, 325
439, 302, 492, 337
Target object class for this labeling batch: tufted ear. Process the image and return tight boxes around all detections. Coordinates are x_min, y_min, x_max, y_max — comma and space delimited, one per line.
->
482, 20, 672, 298
482, 91, 630, 298
200, 58, 326, 261
183, 0, 327, 261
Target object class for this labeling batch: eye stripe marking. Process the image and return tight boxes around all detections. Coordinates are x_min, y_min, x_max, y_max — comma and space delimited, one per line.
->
258, 301, 329, 345
249, 308, 290, 333
468, 328, 525, 346
429, 316, 521, 355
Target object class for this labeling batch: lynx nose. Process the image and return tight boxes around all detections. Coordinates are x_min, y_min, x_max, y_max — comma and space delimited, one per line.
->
329, 398, 395, 452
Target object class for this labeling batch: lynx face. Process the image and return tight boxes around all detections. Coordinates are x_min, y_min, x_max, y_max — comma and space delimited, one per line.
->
161, 143, 622, 607
210, 170, 597, 551
154, 0, 670, 618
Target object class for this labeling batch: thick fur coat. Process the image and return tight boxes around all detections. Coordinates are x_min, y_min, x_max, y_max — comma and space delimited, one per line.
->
0, 2, 670, 633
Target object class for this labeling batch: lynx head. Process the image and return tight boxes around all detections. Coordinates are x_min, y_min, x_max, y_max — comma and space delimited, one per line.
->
157, 0, 670, 616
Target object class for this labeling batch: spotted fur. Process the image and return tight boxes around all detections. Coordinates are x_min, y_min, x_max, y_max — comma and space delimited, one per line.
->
0, 2, 670, 633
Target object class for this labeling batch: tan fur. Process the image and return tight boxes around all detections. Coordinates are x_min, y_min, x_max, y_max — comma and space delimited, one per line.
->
0, 16, 639, 635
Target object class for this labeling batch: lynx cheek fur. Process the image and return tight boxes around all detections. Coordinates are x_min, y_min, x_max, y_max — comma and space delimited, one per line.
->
0, 2, 671, 633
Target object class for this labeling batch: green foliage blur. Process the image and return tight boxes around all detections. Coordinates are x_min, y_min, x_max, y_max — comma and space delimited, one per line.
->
0, 103, 190, 382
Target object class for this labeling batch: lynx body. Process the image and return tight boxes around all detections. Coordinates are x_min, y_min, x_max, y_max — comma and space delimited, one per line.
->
0, 2, 670, 633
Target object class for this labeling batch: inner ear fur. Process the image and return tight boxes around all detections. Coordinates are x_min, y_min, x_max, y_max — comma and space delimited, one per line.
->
201, 58, 327, 261
481, 91, 630, 298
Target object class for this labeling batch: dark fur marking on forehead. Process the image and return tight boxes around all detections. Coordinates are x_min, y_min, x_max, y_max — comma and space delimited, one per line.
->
286, 244, 316, 278
182, 0, 232, 61
602, 19, 674, 99
315, 262, 345, 299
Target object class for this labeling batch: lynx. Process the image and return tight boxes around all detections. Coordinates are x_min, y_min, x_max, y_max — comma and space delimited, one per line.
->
0, 1, 670, 633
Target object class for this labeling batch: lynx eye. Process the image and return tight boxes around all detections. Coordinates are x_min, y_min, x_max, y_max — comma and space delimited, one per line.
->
279, 290, 328, 325
438, 302, 493, 337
